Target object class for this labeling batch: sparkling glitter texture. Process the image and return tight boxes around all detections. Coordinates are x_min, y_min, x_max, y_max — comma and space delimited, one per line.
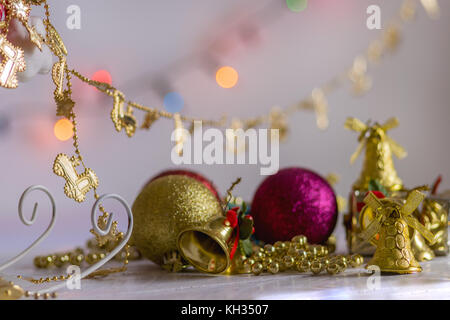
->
148, 169, 220, 201
251, 168, 338, 244
131, 175, 223, 265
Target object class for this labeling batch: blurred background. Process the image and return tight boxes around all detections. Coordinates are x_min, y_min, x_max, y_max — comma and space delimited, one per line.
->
0, 0, 449, 254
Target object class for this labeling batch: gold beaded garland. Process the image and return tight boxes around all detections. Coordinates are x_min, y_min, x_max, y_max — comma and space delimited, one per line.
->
242, 235, 364, 276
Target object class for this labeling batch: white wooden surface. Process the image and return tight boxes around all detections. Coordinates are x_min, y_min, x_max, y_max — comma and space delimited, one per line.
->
1, 253, 449, 300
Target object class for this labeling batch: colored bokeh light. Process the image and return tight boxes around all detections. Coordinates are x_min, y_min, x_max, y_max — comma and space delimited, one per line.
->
216, 66, 239, 89
92, 69, 112, 85
54, 118, 74, 141
286, 0, 308, 12
164, 92, 184, 113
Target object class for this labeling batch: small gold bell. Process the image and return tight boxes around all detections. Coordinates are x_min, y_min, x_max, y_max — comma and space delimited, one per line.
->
361, 190, 435, 274
367, 215, 421, 274
177, 216, 235, 274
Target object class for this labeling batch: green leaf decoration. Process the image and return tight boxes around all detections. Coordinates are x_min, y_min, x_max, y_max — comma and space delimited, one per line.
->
241, 239, 254, 257
239, 217, 254, 240
368, 179, 389, 196
240, 202, 247, 219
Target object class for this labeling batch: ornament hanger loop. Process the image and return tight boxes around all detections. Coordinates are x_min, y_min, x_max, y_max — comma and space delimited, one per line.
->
0, 185, 57, 272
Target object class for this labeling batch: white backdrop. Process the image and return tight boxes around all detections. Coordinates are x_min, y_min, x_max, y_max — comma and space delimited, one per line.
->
0, 0, 449, 253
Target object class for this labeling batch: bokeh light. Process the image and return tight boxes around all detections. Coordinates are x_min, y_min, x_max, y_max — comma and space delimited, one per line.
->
216, 66, 239, 89
0, 114, 10, 135
164, 92, 184, 113
286, 0, 308, 12
54, 118, 74, 141
92, 69, 112, 85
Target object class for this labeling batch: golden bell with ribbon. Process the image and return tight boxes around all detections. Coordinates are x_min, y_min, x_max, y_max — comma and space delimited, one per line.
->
359, 190, 435, 274
345, 117, 406, 192
177, 216, 235, 274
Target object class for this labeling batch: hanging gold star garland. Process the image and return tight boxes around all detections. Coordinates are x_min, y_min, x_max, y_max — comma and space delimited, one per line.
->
0, 0, 441, 204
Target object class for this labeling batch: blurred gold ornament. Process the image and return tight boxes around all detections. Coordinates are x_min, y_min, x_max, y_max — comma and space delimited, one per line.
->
130, 175, 223, 266
0, 278, 24, 300
367, 40, 383, 62
141, 111, 160, 130
348, 56, 372, 95
360, 191, 435, 274
311, 88, 329, 130
173, 113, 185, 156
383, 25, 401, 52
269, 107, 288, 141
420, 0, 440, 20
226, 118, 246, 154
400, 0, 417, 22
410, 228, 435, 261
420, 197, 449, 256
345, 117, 406, 192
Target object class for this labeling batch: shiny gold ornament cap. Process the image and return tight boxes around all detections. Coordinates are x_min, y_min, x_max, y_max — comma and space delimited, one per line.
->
130, 175, 223, 265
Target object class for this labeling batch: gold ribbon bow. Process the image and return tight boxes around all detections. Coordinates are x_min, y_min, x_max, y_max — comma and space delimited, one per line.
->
359, 190, 436, 245
344, 117, 407, 164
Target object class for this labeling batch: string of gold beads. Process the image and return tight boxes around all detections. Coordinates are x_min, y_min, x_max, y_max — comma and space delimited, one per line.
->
33, 248, 107, 269
241, 235, 364, 276
33, 242, 140, 270
24, 290, 58, 300
17, 274, 72, 284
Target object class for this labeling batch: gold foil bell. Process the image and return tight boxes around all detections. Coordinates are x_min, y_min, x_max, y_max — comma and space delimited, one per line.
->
177, 216, 235, 274
360, 191, 435, 274
345, 117, 406, 192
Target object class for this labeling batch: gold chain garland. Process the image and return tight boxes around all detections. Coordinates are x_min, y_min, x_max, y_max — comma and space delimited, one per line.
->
53, 0, 436, 140
0, 0, 441, 298
241, 235, 364, 275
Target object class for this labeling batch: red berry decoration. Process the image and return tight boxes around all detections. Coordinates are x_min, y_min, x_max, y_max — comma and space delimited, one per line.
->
226, 209, 238, 228
251, 168, 338, 244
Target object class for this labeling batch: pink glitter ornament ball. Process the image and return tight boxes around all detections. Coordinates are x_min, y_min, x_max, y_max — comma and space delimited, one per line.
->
251, 168, 337, 244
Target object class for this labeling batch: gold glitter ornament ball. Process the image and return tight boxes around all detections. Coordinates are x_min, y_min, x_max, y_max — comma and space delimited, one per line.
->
130, 175, 223, 265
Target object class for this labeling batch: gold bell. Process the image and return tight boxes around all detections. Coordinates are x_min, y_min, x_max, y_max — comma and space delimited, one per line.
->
177, 216, 235, 274
367, 214, 422, 274
360, 191, 436, 274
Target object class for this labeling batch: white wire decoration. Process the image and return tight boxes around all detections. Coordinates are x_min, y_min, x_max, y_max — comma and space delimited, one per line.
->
0, 186, 134, 297
36, 193, 133, 295
0, 185, 56, 272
